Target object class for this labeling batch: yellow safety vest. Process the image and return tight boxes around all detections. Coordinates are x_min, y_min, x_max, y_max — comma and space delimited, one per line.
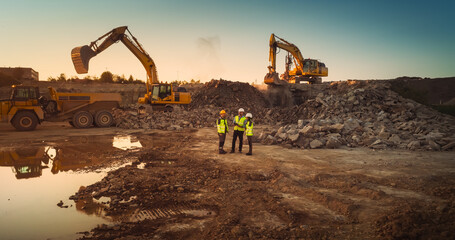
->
217, 118, 228, 134
246, 121, 253, 136
234, 115, 246, 131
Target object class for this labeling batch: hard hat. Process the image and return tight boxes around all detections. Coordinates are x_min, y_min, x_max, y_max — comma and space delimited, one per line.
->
238, 108, 245, 112
220, 110, 226, 114
246, 113, 252, 118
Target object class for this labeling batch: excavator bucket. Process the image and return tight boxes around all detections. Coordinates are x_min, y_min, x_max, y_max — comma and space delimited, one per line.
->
71, 45, 97, 74
264, 72, 286, 86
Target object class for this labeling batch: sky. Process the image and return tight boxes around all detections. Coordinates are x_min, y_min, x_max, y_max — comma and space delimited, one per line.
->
0, 0, 454, 83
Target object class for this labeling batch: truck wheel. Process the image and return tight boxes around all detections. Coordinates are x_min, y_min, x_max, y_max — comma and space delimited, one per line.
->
164, 106, 173, 112
94, 110, 114, 128
72, 111, 93, 128
12, 111, 38, 131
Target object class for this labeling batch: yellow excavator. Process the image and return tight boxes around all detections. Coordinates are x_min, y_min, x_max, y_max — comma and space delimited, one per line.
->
71, 26, 190, 111
264, 33, 328, 85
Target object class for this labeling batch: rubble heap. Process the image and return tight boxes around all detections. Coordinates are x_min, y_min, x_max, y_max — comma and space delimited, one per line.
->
111, 79, 455, 151
189, 79, 269, 114
112, 105, 219, 130
257, 81, 455, 151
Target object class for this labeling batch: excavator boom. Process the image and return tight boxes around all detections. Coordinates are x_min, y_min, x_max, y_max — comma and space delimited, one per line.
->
71, 26, 159, 89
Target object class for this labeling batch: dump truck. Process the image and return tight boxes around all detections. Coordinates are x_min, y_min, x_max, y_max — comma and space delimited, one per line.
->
0, 85, 121, 131
71, 26, 191, 111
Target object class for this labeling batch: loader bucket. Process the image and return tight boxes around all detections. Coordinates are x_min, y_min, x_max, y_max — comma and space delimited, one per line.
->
71, 45, 96, 74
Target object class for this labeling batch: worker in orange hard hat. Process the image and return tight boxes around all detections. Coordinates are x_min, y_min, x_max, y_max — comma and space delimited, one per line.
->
216, 110, 229, 154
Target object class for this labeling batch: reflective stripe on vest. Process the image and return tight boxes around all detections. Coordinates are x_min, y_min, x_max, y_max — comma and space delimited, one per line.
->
234, 115, 246, 131
246, 121, 253, 136
217, 119, 227, 134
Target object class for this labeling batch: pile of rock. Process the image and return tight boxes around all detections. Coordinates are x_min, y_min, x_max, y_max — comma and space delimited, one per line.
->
111, 79, 455, 151
190, 79, 269, 114
257, 81, 455, 151
112, 105, 219, 130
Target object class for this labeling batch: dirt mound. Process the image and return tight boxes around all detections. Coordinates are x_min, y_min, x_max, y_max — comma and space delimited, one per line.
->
375, 201, 455, 239
190, 79, 269, 113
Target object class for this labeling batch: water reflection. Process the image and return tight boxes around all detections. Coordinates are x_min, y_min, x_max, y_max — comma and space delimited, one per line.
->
113, 135, 143, 150
0, 134, 142, 240
0, 147, 52, 179
0, 135, 143, 179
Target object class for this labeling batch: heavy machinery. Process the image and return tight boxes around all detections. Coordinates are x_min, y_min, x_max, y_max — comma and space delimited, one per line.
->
264, 33, 328, 85
264, 34, 328, 106
71, 26, 191, 111
0, 85, 121, 131
0, 147, 50, 179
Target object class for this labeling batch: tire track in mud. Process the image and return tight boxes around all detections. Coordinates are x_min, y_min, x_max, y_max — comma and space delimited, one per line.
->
127, 204, 217, 222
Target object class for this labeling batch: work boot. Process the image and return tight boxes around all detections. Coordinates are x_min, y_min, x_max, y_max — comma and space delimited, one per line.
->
219, 149, 227, 154
246, 152, 252, 156
230, 149, 235, 153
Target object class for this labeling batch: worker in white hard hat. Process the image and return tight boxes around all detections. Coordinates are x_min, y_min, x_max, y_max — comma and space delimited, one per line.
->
245, 113, 254, 155
217, 110, 228, 154
231, 108, 246, 153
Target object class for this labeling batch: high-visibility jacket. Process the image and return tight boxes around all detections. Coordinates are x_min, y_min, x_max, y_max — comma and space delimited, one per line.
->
246, 121, 253, 136
233, 115, 246, 131
217, 118, 228, 134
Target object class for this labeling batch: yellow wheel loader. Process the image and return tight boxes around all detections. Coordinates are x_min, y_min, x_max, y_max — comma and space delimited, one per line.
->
0, 85, 121, 131
71, 26, 191, 111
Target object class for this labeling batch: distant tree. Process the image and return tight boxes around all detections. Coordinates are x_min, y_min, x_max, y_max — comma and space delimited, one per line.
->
128, 75, 134, 83
99, 71, 114, 83
114, 74, 127, 83
57, 73, 67, 82
84, 75, 96, 81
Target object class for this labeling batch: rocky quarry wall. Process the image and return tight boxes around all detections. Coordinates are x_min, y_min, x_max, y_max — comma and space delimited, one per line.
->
112, 79, 455, 151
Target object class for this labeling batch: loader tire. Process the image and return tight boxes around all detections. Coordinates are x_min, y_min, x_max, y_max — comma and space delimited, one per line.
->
12, 111, 38, 131
94, 110, 114, 128
164, 106, 173, 112
72, 111, 93, 128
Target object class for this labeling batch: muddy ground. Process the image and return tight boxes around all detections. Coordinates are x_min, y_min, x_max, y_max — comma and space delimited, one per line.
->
1, 123, 454, 239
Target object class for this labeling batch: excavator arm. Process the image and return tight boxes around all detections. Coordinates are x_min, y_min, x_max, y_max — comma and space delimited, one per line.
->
71, 26, 159, 94
268, 34, 305, 75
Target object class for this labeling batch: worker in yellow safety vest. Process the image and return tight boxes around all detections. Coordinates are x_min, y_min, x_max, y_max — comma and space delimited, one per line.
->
231, 108, 246, 153
217, 110, 229, 154
245, 113, 253, 155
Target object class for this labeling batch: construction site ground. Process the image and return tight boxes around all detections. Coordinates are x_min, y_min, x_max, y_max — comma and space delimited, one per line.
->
1, 122, 453, 239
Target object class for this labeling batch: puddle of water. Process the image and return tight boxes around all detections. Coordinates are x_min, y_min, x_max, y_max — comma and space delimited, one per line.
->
113, 135, 142, 150
0, 134, 141, 240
